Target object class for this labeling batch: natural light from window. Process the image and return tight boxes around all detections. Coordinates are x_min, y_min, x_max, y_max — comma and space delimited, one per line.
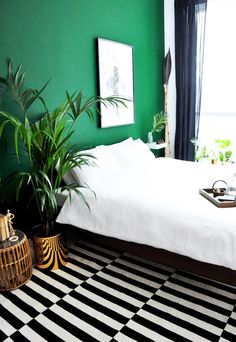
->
198, 0, 236, 160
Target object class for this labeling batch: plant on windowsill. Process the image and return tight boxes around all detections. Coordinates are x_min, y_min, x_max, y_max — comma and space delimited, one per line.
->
0, 60, 126, 270
148, 111, 168, 144
191, 138, 210, 162
191, 138, 233, 164
215, 139, 233, 164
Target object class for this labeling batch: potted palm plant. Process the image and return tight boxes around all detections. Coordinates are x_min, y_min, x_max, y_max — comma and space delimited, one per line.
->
0, 60, 125, 270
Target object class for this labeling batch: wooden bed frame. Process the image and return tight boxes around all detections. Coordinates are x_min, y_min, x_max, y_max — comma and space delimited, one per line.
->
72, 226, 236, 287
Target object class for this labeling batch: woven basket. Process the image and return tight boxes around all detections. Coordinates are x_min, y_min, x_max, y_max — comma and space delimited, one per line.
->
0, 233, 32, 291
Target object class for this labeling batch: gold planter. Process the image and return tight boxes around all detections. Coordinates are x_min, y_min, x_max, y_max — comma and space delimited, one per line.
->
33, 231, 68, 270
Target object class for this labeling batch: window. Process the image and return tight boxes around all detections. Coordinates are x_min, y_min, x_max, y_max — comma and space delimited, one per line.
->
198, 0, 236, 158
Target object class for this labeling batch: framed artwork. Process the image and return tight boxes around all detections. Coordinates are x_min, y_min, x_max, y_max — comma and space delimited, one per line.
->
97, 38, 134, 128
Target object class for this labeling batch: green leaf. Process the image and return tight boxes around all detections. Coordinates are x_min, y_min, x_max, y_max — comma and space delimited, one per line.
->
14, 125, 21, 159
219, 151, 224, 162
0, 119, 10, 138
151, 111, 168, 133
24, 81, 49, 113
75, 90, 83, 114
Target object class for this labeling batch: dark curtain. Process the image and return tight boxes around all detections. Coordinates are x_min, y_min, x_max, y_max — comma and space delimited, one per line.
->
174, 0, 207, 160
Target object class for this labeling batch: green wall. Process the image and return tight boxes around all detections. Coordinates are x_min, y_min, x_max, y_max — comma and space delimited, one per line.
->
0, 0, 164, 179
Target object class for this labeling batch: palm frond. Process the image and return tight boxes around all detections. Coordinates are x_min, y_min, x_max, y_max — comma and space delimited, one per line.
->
0, 59, 48, 115
151, 111, 168, 133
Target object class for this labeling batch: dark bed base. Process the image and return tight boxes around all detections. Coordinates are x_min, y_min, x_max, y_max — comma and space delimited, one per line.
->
76, 228, 236, 287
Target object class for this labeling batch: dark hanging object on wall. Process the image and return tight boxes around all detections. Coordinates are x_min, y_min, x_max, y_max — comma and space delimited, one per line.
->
163, 49, 172, 157
163, 49, 172, 86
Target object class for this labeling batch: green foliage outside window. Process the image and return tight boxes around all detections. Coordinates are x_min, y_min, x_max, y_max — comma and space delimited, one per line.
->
191, 138, 233, 163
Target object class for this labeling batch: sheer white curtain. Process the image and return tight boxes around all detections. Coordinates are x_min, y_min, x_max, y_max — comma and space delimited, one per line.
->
198, 0, 236, 156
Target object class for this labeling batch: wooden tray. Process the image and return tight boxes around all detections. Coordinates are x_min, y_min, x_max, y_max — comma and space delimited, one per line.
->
199, 188, 236, 208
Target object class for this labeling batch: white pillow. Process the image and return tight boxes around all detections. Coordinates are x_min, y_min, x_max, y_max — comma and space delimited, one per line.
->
57, 147, 97, 185
104, 137, 133, 148
71, 138, 133, 185
62, 171, 76, 185
56, 160, 77, 185
70, 138, 155, 188
104, 138, 155, 169
71, 145, 122, 187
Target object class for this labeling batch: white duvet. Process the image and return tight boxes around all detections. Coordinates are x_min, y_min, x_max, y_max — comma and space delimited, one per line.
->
57, 157, 236, 271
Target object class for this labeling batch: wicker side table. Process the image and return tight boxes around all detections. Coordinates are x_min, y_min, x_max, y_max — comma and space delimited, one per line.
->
0, 230, 32, 291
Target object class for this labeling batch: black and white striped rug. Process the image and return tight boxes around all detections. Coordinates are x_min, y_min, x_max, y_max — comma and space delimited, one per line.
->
1, 239, 236, 342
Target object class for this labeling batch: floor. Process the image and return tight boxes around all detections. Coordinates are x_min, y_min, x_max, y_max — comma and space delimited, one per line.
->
1, 237, 236, 342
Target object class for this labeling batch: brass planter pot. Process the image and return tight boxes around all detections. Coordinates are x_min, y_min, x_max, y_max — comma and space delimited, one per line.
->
33, 231, 68, 270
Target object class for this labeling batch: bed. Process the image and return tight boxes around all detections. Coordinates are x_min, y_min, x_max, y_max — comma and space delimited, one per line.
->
56, 138, 236, 284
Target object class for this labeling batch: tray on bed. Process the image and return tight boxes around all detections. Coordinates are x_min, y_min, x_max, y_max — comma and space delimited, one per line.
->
199, 188, 236, 208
